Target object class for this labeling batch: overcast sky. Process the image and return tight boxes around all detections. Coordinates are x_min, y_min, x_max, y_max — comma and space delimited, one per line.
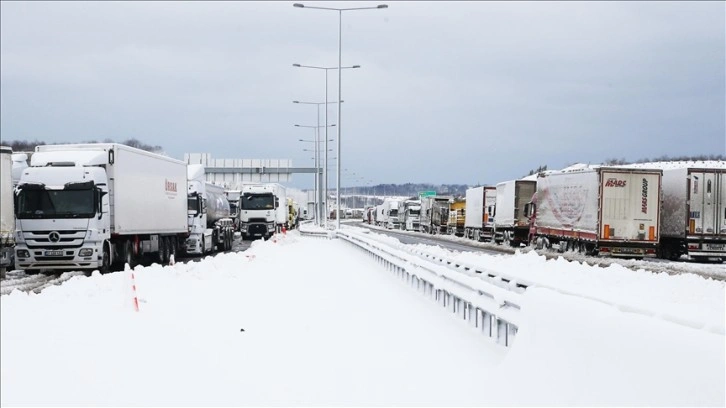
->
1, 1, 724, 189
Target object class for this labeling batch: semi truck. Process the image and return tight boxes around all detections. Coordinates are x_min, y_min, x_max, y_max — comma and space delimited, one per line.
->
401, 199, 421, 231
419, 195, 452, 234
1, 146, 15, 277
658, 164, 725, 261
494, 179, 537, 246
14, 143, 188, 273
385, 199, 401, 230
464, 186, 496, 242
238, 183, 284, 240
185, 165, 235, 255
524, 166, 662, 257
446, 199, 466, 236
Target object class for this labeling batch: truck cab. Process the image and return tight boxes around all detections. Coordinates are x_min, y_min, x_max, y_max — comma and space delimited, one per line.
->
14, 163, 110, 273
238, 184, 278, 240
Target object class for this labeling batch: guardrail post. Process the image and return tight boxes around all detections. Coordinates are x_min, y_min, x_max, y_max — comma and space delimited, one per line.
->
483, 311, 492, 337
496, 318, 507, 345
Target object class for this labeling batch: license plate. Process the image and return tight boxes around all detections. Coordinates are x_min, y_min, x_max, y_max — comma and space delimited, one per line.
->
44, 250, 64, 256
705, 244, 725, 251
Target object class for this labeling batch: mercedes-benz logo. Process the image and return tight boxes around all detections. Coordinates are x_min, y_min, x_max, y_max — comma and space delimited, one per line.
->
48, 231, 60, 243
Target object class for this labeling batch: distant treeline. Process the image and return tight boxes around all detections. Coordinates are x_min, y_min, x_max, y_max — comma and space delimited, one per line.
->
3, 138, 162, 153
603, 154, 725, 165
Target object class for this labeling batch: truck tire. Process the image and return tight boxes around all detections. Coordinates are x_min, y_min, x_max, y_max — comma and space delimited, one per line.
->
157, 237, 166, 265
125, 240, 137, 269
168, 238, 177, 263
99, 245, 110, 274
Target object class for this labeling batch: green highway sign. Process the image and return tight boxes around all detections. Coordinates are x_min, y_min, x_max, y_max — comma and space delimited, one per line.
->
419, 191, 436, 198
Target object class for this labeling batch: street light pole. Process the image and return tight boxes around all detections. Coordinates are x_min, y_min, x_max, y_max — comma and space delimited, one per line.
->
296, 124, 335, 226
293, 64, 358, 228
293, 98, 344, 227
293, 3, 388, 228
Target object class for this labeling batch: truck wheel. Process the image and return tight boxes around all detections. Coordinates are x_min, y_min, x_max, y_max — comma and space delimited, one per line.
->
99, 245, 110, 274
165, 237, 172, 263
157, 237, 166, 265
168, 238, 177, 263
125, 241, 137, 269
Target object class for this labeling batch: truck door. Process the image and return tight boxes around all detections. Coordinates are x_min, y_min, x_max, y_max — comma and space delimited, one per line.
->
690, 169, 725, 237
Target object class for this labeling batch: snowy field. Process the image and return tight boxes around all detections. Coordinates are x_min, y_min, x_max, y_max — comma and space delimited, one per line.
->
1, 230, 724, 406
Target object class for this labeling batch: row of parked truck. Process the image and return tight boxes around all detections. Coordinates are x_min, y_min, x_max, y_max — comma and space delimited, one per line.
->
367, 163, 725, 262
0, 143, 296, 277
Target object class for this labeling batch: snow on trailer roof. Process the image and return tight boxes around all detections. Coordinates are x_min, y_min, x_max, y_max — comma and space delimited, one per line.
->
618, 160, 726, 170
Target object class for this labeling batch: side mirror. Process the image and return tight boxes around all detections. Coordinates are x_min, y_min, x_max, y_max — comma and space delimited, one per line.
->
97, 190, 107, 220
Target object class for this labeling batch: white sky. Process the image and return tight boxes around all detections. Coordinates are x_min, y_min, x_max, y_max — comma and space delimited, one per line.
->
1, 1, 724, 189
1, 228, 723, 406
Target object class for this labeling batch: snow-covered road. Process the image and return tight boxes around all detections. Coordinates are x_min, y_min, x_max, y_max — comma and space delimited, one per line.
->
1, 231, 723, 406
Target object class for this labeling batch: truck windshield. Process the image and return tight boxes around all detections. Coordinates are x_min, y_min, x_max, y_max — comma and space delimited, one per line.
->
16, 188, 95, 219
188, 196, 199, 215
409, 209, 421, 216
389, 209, 398, 217
240, 193, 274, 210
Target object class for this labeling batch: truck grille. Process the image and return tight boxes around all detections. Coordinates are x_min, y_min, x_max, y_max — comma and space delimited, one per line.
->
24, 230, 85, 247
248, 224, 269, 235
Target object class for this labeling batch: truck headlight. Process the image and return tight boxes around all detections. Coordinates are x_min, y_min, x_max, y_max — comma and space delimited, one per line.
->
79, 248, 94, 257
17, 249, 30, 258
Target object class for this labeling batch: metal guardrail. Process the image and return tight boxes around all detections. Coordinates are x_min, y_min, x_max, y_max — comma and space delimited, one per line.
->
333, 229, 523, 347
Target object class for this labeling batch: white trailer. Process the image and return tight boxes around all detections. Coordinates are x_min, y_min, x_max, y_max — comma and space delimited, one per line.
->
526, 166, 662, 257
375, 203, 388, 227
464, 186, 496, 242
494, 179, 537, 246
659, 164, 726, 260
269, 183, 288, 229
14, 143, 188, 273
1, 146, 15, 277
185, 165, 235, 255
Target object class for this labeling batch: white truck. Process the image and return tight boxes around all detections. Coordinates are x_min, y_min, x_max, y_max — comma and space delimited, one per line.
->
185, 165, 235, 255
464, 186, 497, 242
238, 183, 284, 240
385, 199, 401, 229
400, 199, 421, 231
14, 143, 188, 273
1, 146, 15, 277
658, 164, 725, 261
525, 166, 662, 257
494, 179, 537, 246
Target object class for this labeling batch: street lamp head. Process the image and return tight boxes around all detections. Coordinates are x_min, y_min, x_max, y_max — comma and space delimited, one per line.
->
294, 124, 301, 127
352, 65, 361, 68
377, 4, 388, 8
293, 63, 301, 67
293, 3, 304, 8
293, 100, 300, 103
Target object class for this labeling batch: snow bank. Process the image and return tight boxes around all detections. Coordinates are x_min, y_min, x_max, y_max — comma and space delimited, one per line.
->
1, 231, 723, 406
